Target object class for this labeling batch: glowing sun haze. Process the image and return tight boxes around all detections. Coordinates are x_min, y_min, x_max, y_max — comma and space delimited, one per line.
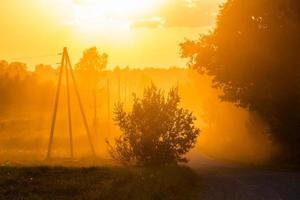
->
0, 0, 224, 69
73, 0, 160, 18
66, 0, 165, 35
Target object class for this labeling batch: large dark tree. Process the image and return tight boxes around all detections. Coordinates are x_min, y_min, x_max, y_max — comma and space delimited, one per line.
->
109, 85, 200, 166
180, 0, 300, 161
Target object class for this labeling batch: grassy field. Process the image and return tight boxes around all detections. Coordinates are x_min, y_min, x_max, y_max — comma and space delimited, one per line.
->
0, 165, 200, 200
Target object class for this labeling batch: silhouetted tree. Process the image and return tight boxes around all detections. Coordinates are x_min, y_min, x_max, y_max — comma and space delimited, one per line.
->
7, 62, 27, 79
0, 62, 55, 109
75, 47, 108, 91
0, 60, 9, 75
76, 47, 108, 126
34, 64, 56, 82
108, 84, 200, 166
76, 47, 108, 73
180, 0, 300, 161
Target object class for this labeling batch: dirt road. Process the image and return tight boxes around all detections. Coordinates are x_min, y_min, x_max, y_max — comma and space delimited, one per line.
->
190, 154, 300, 200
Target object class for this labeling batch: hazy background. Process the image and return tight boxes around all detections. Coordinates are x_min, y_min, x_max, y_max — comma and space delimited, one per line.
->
0, 65, 276, 165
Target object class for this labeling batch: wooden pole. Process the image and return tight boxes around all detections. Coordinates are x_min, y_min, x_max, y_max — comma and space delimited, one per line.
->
65, 54, 74, 158
47, 47, 66, 159
107, 79, 110, 135
66, 50, 96, 157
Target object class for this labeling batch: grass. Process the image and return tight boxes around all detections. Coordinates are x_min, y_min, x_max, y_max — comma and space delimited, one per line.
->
0, 165, 200, 200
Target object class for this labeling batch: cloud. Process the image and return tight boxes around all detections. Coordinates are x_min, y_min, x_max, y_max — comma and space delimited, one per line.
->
131, 17, 165, 29
159, 0, 222, 27
132, 0, 223, 29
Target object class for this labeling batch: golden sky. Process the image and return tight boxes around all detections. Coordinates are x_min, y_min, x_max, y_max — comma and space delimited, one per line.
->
0, 0, 223, 69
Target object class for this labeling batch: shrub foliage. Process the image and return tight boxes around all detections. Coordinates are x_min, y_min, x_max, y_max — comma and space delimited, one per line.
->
109, 85, 200, 166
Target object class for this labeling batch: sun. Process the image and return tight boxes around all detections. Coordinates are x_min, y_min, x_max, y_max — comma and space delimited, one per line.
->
70, 0, 162, 30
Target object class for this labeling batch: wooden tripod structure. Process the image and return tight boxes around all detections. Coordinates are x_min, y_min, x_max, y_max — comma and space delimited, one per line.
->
46, 47, 96, 159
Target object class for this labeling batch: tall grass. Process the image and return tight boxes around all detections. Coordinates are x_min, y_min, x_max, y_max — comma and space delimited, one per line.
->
0, 165, 200, 200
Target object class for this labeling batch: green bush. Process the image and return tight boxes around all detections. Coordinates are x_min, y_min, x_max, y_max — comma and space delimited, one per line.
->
109, 84, 200, 166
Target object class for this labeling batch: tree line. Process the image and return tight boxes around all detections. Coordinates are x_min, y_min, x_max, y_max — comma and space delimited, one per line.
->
181, 0, 300, 162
